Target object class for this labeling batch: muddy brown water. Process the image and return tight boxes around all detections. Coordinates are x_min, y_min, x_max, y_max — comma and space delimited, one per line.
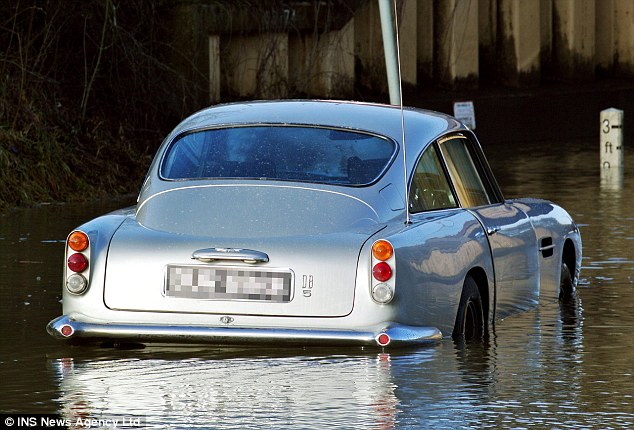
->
1, 139, 632, 429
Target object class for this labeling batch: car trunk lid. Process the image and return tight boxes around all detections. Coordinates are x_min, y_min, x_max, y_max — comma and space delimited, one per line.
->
135, 184, 381, 238
104, 184, 384, 317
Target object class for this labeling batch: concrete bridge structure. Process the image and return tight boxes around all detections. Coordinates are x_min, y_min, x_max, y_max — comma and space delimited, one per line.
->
167, 0, 634, 104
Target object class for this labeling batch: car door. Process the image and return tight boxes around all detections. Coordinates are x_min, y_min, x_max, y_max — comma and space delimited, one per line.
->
437, 134, 540, 319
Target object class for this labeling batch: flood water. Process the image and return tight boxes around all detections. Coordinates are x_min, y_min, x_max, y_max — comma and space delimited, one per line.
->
1, 139, 633, 429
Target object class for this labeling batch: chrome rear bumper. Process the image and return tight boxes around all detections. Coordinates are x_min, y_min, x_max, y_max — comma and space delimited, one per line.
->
47, 314, 442, 348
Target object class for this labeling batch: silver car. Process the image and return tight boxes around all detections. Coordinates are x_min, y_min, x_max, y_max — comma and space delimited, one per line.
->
47, 100, 582, 348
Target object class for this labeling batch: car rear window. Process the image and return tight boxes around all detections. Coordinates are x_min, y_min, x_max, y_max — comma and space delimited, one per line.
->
160, 126, 396, 186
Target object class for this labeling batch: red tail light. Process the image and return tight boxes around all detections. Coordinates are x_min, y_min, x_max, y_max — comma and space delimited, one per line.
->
68, 253, 88, 273
61, 325, 74, 337
376, 333, 391, 346
370, 239, 395, 304
372, 262, 392, 282
65, 230, 90, 295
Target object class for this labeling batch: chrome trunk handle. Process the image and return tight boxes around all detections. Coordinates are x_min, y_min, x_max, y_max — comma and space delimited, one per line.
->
192, 248, 269, 264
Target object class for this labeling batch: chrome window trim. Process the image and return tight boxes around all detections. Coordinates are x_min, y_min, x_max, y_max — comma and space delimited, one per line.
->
407, 141, 459, 214
435, 132, 504, 208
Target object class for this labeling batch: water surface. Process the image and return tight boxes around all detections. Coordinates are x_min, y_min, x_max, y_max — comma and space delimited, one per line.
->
1, 140, 632, 429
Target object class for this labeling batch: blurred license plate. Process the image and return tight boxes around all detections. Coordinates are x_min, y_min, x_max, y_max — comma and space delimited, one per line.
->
165, 265, 292, 302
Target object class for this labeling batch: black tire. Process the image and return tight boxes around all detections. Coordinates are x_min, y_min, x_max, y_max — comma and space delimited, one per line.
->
559, 262, 575, 301
452, 276, 485, 340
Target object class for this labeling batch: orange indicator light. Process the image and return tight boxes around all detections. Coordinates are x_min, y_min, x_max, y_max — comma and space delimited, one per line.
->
68, 231, 89, 252
372, 240, 393, 261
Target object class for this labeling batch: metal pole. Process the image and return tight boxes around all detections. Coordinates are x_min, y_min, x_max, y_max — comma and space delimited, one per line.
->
378, 0, 401, 105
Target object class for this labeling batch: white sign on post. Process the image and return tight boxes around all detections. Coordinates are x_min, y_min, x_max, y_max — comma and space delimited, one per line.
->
453, 101, 476, 130
600, 108, 624, 169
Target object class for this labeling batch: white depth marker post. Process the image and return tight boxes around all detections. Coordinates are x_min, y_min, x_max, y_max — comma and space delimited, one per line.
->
600, 108, 624, 169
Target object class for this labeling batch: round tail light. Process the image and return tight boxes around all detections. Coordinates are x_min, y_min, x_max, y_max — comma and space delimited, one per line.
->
372, 240, 393, 261
376, 333, 391, 347
372, 283, 394, 304
68, 253, 88, 273
66, 273, 88, 294
68, 231, 89, 252
61, 325, 74, 337
372, 262, 392, 282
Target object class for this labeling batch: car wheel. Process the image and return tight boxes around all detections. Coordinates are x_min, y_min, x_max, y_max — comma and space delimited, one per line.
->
559, 261, 575, 301
452, 276, 485, 340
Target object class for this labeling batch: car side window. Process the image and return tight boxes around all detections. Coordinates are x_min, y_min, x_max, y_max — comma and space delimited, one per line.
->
409, 144, 457, 213
438, 135, 492, 208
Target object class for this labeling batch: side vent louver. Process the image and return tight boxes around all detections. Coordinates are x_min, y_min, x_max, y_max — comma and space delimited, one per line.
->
540, 237, 555, 258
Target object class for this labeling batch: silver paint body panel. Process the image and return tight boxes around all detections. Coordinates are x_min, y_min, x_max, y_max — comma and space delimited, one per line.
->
47, 100, 582, 347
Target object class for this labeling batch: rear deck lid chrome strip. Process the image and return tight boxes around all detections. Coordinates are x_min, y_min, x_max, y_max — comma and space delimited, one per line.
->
192, 248, 269, 264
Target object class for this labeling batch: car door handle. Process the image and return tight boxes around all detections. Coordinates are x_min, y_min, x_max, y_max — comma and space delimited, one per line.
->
192, 248, 269, 264
486, 227, 500, 236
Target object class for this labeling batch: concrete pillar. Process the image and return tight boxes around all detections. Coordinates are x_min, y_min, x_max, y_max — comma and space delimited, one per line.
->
552, 0, 596, 81
498, 0, 541, 86
289, 19, 355, 98
417, 0, 434, 82
168, 4, 210, 109
223, 33, 288, 99
288, 35, 311, 96
614, 0, 634, 76
434, 0, 479, 88
355, 1, 387, 93
355, 0, 417, 95
398, 0, 417, 88
319, 18, 355, 97
595, 0, 615, 74
478, 0, 498, 80
208, 35, 220, 103
540, 0, 553, 73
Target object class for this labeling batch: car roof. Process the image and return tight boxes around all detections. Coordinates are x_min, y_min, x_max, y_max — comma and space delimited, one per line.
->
168, 100, 465, 152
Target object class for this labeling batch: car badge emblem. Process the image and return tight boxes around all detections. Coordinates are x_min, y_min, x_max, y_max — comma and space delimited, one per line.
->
220, 316, 234, 325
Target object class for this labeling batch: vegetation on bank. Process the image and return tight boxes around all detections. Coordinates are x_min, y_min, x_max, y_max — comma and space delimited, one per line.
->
0, 1, 376, 212
0, 1, 203, 212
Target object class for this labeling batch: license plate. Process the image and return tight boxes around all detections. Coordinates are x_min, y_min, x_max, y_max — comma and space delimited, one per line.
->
165, 265, 293, 302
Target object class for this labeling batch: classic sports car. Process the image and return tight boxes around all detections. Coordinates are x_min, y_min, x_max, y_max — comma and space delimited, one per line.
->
47, 100, 581, 348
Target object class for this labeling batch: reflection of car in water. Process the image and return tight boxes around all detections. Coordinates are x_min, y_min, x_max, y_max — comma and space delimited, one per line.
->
47, 100, 581, 348
50, 294, 585, 429
51, 351, 401, 429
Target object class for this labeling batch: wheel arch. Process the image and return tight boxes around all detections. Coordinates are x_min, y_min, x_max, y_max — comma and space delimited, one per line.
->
466, 266, 490, 325
562, 238, 577, 283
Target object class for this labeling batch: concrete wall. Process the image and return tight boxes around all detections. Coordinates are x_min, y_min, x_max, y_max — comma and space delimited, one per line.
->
498, 0, 541, 86
169, 0, 634, 104
223, 33, 289, 99
614, 0, 634, 76
355, 0, 388, 94
417, 0, 434, 82
434, 0, 479, 88
540, 0, 553, 73
552, 0, 596, 81
596, 0, 615, 73
288, 18, 355, 97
